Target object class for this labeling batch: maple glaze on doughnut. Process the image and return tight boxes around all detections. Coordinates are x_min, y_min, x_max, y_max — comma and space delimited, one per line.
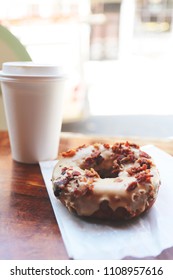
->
52, 142, 160, 220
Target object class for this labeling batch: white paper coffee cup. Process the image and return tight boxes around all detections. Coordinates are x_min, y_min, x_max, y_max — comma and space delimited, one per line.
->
0, 62, 67, 163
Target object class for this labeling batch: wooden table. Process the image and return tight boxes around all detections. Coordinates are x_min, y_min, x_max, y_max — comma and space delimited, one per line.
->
0, 131, 173, 260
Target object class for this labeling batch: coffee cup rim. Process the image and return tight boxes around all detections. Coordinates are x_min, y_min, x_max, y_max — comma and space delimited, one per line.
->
0, 62, 67, 78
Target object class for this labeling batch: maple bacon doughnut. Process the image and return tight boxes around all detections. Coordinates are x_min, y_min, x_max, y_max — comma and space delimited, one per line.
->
52, 142, 160, 221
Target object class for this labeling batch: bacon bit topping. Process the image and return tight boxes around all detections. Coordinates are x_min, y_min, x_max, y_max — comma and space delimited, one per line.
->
125, 142, 139, 149
84, 151, 104, 167
72, 171, 81, 177
112, 142, 139, 153
139, 151, 151, 159
111, 143, 136, 164
81, 177, 87, 183
111, 169, 120, 176
112, 161, 122, 172
119, 154, 136, 164
125, 141, 130, 147
61, 167, 68, 175
126, 181, 137, 192
111, 163, 122, 176
62, 149, 76, 157
74, 183, 94, 197
127, 164, 148, 176
112, 142, 123, 153
91, 150, 101, 158
135, 171, 153, 183
137, 158, 152, 168
104, 143, 110, 149
93, 143, 100, 149
67, 171, 73, 178
115, 153, 136, 164
85, 168, 99, 178
76, 144, 87, 151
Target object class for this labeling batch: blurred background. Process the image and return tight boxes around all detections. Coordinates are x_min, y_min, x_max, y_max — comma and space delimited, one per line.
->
0, 0, 173, 137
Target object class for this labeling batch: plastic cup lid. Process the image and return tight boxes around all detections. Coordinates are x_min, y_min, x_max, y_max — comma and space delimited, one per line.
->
0, 62, 66, 78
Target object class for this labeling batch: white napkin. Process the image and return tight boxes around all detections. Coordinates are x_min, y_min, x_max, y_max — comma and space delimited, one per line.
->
39, 145, 173, 259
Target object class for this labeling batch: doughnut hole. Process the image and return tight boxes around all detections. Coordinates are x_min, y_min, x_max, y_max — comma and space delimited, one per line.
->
80, 158, 121, 179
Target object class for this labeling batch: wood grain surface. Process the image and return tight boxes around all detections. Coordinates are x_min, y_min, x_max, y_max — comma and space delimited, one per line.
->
0, 131, 173, 260
0, 131, 68, 260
